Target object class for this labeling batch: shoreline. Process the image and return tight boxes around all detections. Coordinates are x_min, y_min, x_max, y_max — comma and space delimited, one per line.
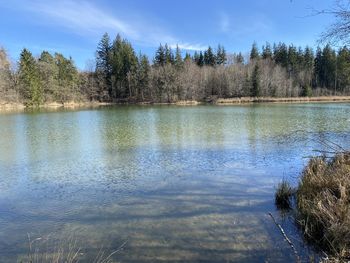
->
0, 101, 113, 112
1, 96, 350, 112
214, 96, 350, 104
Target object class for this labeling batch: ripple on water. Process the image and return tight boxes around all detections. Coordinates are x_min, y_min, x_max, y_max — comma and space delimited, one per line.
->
0, 103, 349, 262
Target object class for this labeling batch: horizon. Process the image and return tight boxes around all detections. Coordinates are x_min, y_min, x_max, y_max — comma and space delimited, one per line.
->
0, 0, 337, 69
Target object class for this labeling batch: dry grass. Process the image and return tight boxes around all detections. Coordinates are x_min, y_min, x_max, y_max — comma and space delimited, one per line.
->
18, 234, 125, 263
215, 96, 350, 104
296, 152, 350, 260
275, 179, 294, 210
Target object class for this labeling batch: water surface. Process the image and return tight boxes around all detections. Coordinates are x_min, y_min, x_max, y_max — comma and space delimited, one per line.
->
0, 103, 350, 262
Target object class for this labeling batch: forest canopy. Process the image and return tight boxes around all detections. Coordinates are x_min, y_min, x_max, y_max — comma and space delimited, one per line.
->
1, 34, 350, 106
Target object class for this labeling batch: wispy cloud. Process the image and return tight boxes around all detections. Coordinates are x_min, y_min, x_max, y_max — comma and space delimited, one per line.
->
218, 11, 273, 39
220, 13, 230, 33
27, 0, 140, 38
20, 0, 206, 51
170, 43, 207, 51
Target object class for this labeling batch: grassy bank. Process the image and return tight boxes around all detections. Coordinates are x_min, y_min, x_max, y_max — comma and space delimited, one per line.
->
215, 96, 350, 104
0, 101, 113, 112
1, 96, 350, 112
276, 152, 350, 261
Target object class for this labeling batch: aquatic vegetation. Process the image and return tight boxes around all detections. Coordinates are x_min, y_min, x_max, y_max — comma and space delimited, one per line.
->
18, 234, 124, 263
275, 179, 294, 210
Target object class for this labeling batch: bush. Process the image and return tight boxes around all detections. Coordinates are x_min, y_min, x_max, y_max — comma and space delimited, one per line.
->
301, 85, 312, 97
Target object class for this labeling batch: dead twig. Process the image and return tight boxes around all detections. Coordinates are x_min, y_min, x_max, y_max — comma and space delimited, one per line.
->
268, 212, 301, 263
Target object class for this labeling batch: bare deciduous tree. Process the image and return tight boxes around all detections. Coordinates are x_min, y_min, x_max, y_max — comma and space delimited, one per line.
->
316, 0, 350, 45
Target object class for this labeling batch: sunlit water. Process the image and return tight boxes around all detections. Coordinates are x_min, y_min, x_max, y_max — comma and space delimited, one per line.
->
0, 103, 350, 262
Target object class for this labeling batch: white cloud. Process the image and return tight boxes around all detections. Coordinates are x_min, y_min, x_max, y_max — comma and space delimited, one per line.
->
21, 0, 205, 51
170, 43, 207, 51
28, 0, 139, 38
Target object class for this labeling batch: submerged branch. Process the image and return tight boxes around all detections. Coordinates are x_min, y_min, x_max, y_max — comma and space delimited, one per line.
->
268, 213, 301, 263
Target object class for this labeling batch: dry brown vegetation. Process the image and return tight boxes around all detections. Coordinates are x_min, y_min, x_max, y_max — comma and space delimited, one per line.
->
18, 234, 124, 263
297, 153, 350, 260
276, 152, 350, 261
216, 96, 350, 104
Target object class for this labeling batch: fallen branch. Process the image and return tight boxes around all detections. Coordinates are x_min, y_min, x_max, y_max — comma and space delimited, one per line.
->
268, 213, 301, 263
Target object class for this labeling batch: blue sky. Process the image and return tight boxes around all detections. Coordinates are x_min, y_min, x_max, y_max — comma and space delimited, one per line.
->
0, 0, 336, 69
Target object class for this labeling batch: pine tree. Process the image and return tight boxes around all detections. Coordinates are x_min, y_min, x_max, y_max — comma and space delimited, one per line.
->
174, 45, 183, 68
273, 42, 288, 68
204, 46, 216, 66
303, 46, 314, 72
164, 44, 174, 65
336, 46, 350, 92
18, 48, 43, 105
55, 53, 79, 102
38, 51, 58, 100
250, 64, 260, 97
313, 47, 323, 88
262, 42, 272, 59
96, 33, 112, 98
110, 34, 138, 98
198, 51, 204, 67
250, 42, 260, 61
136, 53, 150, 100
154, 44, 166, 66
235, 53, 244, 64
216, 44, 227, 65
288, 45, 298, 76
322, 44, 337, 91
296, 47, 305, 72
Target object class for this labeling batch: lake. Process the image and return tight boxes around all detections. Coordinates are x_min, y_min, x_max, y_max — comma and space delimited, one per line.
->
0, 103, 349, 262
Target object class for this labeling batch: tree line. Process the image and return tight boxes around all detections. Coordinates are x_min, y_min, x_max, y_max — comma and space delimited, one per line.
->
1, 33, 350, 106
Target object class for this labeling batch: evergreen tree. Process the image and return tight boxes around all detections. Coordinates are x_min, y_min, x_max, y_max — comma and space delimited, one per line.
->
235, 53, 244, 64
296, 47, 305, 72
55, 53, 79, 102
154, 44, 166, 66
204, 46, 216, 66
303, 46, 314, 72
38, 51, 58, 100
313, 47, 323, 88
322, 44, 337, 90
288, 45, 298, 76
262, 42, 272, 59
301, 85, 312, 97
18, 48, 43, 105
110, 34, 138, 98
216, 44, 227, 65
250, 64, 260, 97
198, 51, 204, 67
250, 42, 260, 60
96, 33, 112, 91
164, 44, 174, 65
193, 51, 199, 64
174, 45, 183, 68
184, 52, 192, 62
136, 54, 150, 100
336, 46, 350, 92
273, 42, 288, 68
